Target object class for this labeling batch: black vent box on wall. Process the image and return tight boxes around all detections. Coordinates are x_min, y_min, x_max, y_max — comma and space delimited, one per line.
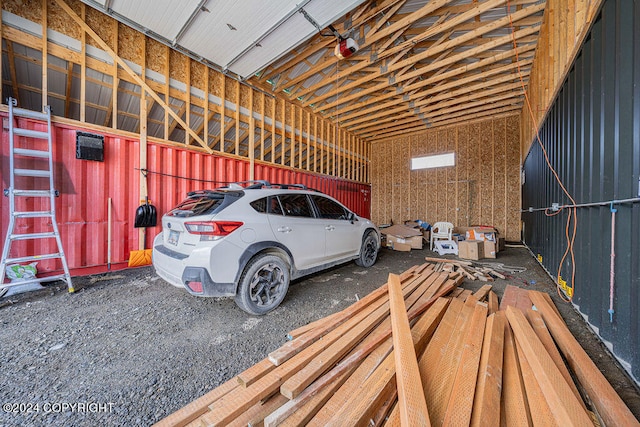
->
76, 131, 104, 162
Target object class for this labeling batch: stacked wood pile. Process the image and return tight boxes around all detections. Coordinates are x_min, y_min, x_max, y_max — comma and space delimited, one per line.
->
155, 263, 639, 427
425, 257, 507, 282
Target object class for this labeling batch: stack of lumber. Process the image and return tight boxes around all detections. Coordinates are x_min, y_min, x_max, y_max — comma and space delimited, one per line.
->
155, 263, 639, 427
425, 257, 506, 282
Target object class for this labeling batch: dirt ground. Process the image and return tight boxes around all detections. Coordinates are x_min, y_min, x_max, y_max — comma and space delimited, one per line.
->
1, 244, 639, 426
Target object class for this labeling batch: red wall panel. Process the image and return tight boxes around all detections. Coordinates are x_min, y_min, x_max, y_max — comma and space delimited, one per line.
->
1, 114, 371, 278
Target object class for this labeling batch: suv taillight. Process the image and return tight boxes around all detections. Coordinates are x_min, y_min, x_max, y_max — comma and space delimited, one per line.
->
184, 221, 243, 236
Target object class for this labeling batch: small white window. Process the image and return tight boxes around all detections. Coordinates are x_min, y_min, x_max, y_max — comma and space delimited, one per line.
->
411, 152, 455, 170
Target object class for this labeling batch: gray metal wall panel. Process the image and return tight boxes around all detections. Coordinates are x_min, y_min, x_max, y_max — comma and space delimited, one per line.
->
522, 0, 640, 382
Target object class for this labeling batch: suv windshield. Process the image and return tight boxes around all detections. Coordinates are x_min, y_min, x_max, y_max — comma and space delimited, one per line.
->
167, 190, 243, 217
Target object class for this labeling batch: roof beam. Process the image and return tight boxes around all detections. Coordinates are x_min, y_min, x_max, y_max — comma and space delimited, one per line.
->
303, 2, 544, 105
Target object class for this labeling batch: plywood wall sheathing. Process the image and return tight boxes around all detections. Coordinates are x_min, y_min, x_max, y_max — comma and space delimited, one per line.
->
371, 115, 521, 240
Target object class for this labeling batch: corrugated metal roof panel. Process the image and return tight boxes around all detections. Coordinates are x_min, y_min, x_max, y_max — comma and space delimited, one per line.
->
108, 0, 202, 41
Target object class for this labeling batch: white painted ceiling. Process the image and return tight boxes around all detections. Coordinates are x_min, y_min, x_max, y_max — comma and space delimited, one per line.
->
81, 0, 366, 79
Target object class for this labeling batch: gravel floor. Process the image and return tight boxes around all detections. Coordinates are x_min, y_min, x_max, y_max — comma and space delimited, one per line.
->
1, 246, 639, 426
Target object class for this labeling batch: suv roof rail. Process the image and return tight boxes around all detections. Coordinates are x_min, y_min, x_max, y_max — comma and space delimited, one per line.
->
220, 180, 323, 193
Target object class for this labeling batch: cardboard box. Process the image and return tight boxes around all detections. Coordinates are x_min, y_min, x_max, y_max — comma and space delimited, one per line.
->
484, 240, 497, 259
458, 240, 484, 260
381, 224, 422, 238
386, 234, 421, 251
407, 235, 423, 249
392, 242, 412, 252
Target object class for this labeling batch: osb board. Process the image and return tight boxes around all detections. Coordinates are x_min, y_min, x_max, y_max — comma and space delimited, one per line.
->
169, 49, 187, 83
190, 61, 207, 92
209, 72, 224, 99
118, 22, 143, 64
493, 119, 507, 239
425, 130, 438, 224
239, 85, 250, 110
146, 39, 167, 76
479, 120, 493, 228
370, 115, 521, 240
436, 129, 447, 222
467, 122, 481, 226
4, 0, 41, 27
447, 127, 457, 225
252, 91, 264, 115
48, 0, 82, 41
505, 115, 521, 241
457, 124, 470, 227
408, 135, 420, 221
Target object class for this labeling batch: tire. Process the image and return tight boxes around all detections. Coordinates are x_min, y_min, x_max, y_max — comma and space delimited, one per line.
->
355, 231, 378, 268
235, 254, 290, 315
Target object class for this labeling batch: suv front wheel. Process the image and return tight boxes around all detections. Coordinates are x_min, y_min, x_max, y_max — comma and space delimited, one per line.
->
235, 254, 290, 315
355, 230, 378, 268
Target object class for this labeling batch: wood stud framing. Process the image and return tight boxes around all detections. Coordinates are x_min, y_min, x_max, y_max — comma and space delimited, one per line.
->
1, 0, 368, 182
0, 0, 602, 184
254, 0, 550, 143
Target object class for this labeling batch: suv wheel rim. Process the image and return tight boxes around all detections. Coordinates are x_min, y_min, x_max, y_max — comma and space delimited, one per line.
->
363, 238, 377, 264
250, 263, 285, 307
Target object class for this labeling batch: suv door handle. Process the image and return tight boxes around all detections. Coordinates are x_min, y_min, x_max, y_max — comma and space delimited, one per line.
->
325, 225, 335, 231
277, 226, 292, 233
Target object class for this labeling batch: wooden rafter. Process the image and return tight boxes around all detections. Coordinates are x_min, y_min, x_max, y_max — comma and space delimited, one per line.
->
52, 0, 212, 153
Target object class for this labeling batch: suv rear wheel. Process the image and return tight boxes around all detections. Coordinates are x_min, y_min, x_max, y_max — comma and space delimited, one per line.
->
235, 254, 290, 315
355, 231, 378, 268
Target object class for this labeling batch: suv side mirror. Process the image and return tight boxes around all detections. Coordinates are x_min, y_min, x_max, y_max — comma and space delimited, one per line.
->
348, 212, 357, 224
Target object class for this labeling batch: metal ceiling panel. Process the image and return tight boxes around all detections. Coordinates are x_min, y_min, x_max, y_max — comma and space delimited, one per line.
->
177, 0, 300, 68
108, 0, 203, 41
85, 0, 365, 80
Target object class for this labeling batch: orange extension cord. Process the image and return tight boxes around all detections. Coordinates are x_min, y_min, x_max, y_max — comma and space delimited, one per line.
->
506, 1, 577, 302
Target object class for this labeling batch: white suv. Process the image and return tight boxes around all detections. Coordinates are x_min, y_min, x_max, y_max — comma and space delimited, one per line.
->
152, 181, 380, 315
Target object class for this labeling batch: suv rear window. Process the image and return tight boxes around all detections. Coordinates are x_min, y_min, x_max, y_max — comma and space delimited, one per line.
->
167, 190, 243, 217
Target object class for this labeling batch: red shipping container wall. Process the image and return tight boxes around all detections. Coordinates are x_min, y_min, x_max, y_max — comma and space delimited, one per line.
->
0, 114, 371, 277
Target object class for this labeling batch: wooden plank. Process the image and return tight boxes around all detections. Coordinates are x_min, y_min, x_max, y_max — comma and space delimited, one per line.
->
421, 299, 473, 426
451, 287, 465, 298
319, 296, 449, 426
200, 303, 381, 425
528, 291, 639, 427
273, 362, 354, 427
270, 269, 422, 366
279, 297, 449, 427
505, 306, 593, 426
227, 392, 288, 427
425, 257, 473, 266
487, 291, 499, 315
279, 271, 436, 399
236, 359, 275, 388
279, 298, 392, 399
524, 309, 586, 411
499, 285, 521, 311
514, 337, 557, 426
152, 376, 238, 427
442, 303, 488, 426
470, 312, 505, 427
473, 285, 492, 301
500, 318, 532, 427
388, 273, 431, 427
457, 289, 473, 301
